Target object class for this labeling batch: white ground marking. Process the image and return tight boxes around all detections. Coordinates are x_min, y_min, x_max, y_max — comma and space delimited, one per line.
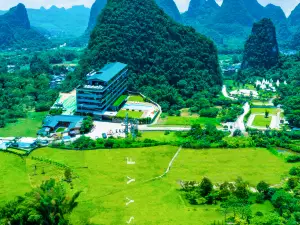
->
126, 157, 136, 165
125, 197, 134, 206
126, 176, 135, 184
126, 217, 134, 224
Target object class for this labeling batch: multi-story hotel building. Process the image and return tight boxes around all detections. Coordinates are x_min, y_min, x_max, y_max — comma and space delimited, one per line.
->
76, 62, 128, 118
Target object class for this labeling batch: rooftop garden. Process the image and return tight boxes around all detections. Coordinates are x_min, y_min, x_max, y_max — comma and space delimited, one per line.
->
127, 95, 145, 102
116, 110, 143, 119
112, 95, 128, 107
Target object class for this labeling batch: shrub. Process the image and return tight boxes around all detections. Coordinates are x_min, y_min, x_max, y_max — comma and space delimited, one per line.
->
286, 155, 300, 163
289, 166, 300, 176
199, 108, 219, 118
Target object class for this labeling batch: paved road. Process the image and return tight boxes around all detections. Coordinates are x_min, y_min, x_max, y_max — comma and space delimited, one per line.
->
234, 102, 250, 132
222, 85, 236, 100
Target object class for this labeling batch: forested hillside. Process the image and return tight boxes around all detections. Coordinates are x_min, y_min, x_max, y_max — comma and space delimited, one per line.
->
183, 0, 219, 24
86, 0, 107, 33
0, 4, 50, 49
241, 18, 279, 71
28, 5, 90, 38
155, 0, 181, 22
182, 0, 293, 52
266, 55, 300, 128
69, 0, 222, 111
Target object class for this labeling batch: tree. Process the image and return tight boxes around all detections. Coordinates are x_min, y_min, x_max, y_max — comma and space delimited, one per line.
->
234, 177, 249, 200
80, 116, 94, 134
199, 177, 213, 197
265, 110, 270, 118
257, 181, 269, 195
64, 168, 72, 183
30, 54, 51, 74
233, 129, 243, 137
0, 179, 81, 225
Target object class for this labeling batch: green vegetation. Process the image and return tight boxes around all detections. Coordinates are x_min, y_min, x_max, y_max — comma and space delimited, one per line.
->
156, 115, 220, 126
68, 0, 222, 112
56, 127, 66, 133
251, 108, 278, 115
171, 148, 292, 186
0, 4, 50, 49
127, 95, 144, 102
0, 146, 298, 224
116, 110, 143, 119
0, 112, 47, 137
28, 5, 90, 38
241, 18, 279, 71
80, 116, 94, 134
0, 179, 81, 224
252, 115, 272, 127
112, 94, 128, 107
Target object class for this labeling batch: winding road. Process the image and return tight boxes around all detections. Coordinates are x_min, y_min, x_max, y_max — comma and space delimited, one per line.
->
222, 85, 249, 132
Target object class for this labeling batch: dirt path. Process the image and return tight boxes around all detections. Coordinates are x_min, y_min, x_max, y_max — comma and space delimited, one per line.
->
145, 146, 182, 182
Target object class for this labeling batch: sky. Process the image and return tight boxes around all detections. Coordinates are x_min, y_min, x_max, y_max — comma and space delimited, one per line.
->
0, 0, 299, 16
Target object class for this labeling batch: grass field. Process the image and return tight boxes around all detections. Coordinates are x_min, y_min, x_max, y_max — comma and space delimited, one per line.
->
156, 116, 220, 127
139, 131, 181, 142
252, 115, 272, 127
128, 95, 145, 102
116, 110, 143, 119
0, 112, 47, 137
251, 108, 278, 115
0, 146, 295, 224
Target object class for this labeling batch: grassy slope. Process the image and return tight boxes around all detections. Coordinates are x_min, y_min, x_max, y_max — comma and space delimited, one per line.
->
0, 112, 47, 137
0, 146, 295, 224
0, 153, 31, 205
252, 115, 272, 127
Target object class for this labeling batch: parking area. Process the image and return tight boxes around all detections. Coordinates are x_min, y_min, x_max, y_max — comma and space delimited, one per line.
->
86, 121, 126, 139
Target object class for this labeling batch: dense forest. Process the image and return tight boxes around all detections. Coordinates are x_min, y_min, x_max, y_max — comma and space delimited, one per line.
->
0, 4, 50, 49
241, 18, 279, 71
67, 0, 222, 111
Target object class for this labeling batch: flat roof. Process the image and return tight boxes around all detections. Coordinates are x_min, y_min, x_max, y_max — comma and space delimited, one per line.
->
43, 115, 84, 130
87, 62, 127, 82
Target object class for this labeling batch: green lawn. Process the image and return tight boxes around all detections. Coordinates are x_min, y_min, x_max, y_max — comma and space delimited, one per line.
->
139, 131, 181, 142
0, 146, 294, 224
127, 95, 145, 102
156, 116, 220, 127
168, 148, 293, 186
0, 112, 47, 137
116, 110, 144, 119
56, 127, 66, 133
251, 108, 278, 115
113, 95, 128, 107
0, 152, 31, 205
252, 115, 272, 127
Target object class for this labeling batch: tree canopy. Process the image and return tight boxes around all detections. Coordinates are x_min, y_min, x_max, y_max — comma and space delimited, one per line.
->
74, 0, 222, 111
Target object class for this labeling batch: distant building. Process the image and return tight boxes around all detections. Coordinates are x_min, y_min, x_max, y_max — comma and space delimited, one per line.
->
76, 62, 128, 119
37, 115, 84, 136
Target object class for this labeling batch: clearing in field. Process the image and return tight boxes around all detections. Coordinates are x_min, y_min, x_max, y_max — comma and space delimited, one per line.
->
0, 146, 295, 225
252, 115, 272, 127
0, 112, 47, 137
